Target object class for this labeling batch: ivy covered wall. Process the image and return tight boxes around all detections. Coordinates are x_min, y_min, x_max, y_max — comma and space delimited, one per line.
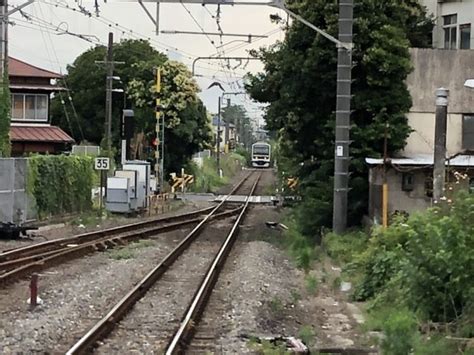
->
28, 155, 94, 218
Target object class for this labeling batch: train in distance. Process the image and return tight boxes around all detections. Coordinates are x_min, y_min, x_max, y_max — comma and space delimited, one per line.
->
251, 142, 271, 168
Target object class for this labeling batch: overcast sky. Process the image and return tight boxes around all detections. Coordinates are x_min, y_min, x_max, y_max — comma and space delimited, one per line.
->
8, 0, 287, 124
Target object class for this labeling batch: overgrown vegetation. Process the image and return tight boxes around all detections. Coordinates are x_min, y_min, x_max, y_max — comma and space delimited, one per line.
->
246, 0, 433, 234
28, 155, 94, 218
187, 152, 246, 193
323, 192, 474, 352
107, 239, 155, 260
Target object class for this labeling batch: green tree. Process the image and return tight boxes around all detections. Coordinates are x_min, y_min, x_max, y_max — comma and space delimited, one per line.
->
246, 0, 433, 234
51, 39, 211, 173
221, 104, 253, 149
127, 60, 212, 173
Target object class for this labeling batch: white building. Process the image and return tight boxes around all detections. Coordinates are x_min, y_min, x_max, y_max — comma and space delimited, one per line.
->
422, 0, 474, 50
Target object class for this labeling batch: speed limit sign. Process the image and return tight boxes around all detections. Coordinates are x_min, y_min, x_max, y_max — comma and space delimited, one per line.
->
94, 157, 110, 170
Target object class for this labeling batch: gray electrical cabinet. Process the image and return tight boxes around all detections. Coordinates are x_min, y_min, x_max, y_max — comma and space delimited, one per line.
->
106, 160, 151, 214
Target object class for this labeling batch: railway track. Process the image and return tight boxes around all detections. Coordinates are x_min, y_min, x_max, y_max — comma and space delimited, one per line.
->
65, 170, 261, 354
0, 173, 253, 287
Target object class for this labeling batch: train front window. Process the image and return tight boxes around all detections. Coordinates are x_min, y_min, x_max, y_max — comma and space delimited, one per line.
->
253, 146, 269, 155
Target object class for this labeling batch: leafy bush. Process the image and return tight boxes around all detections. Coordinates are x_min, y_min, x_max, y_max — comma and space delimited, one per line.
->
187, 153, 246, 193
28, 155, 94, 218
355, 192, 474, 326
187, 159, 224, 193
323, 230, 369, 265
380, 309, 418, 355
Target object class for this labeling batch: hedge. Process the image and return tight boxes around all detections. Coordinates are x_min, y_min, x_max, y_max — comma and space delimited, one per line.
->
28, 155, 94, 218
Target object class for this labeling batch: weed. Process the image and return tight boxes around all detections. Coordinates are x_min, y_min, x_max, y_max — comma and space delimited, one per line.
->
298, 325, 315, 346
131, 239, 155, 249
269, 296, 284, 314
248, 339, 291, 355
108, 247, 135, 260
305, 275, 318, 295
380, 309, 418, 355
290, 289, 301, 304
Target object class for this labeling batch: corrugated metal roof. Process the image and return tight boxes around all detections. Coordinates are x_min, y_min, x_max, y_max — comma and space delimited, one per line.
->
8, 57, 62, 79
366, 154, 474, 167
10, 125, 74, 143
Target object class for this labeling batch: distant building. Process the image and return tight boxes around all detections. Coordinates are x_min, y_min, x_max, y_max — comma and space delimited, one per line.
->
211, 116, 236, 152
422, 0, 473, 50
366, 48, 474, 223
8, 57, 74, 156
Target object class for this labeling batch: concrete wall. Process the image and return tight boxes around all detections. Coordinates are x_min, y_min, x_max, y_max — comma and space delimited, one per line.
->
421, 0, 474, 49
407, 48, 474, 114
403, 48, 474, 156
369, 167, 432, 224
404, 112, 464, 155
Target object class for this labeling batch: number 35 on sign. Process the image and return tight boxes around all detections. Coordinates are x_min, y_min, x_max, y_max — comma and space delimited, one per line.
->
94, 158, 110, 170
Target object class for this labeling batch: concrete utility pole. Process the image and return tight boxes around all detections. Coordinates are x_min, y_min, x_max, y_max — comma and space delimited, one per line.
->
0, 0, 8, 89
217, 96, 221, 174
433, 87, 449, 203
333, 0, 354, 234
105, 33, 114, 156
96, 33, 124, 160
155, 67, 164, 192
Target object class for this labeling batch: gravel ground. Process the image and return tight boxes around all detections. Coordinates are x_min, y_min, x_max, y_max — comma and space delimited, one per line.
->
0, 200, 211, 253
192, 204, 371, 353
0, 226, 194, 353
0, 171, 370, 354
96, 220, 234, 354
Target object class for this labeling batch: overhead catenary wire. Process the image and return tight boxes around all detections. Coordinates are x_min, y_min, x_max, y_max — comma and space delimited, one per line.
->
14, 0, 267, 113
31, 3, 86, 141
36, 0, 251, 77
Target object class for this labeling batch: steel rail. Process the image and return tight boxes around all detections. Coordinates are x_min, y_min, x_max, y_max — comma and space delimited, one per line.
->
0, 206, 216, 263
66, 172, 254, 355
165, 173, 261, 354
0, 206, 243, 287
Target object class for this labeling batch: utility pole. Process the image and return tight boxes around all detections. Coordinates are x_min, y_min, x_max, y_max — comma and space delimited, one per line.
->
96, 33, 124, 161
105, 33, 114, 157
155, 67, 164, 192
433, 87, 449, 203
333, 0, 354, 234
382, 122, 389, 228
0, 0, 7, 82
216, 96, 221, 175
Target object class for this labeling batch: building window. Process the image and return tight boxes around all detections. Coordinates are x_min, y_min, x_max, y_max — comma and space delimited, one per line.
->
11, 94, 48, 122
463, 114, 474, 150
443, 14, 457, 49
402, 173, 414, 192
460, 24, 471, 49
